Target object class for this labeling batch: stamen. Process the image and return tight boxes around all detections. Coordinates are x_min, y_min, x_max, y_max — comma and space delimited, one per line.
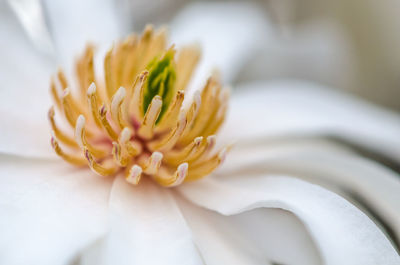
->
156, 90, 185, 132
119, 127, 141, 157
181, 90, 201, 137
122, 35, 139, 85
110, 86, 127, 129
57, 69, 68, 89
137, 96, 162, 139
186, 148, 228, 181
125, 164, 142, 185
75, 115, 107, 158
48, 27, 229, 186
135, 25, 154, 71
104, 46, 116, 101
112, 141, 129, 167
187, 135, 216, 165
87, 82, 103, 128
50, 131, 86, 165
175, 45, 201, 91
141, 151, 163, 175
98, 104, 118, 140
164, 136, 203, 164
148, 111, 187, 151
48, 107, 78, 147
181, 79, 220, 143
50, 77, 62, 111
113, 41, 129, 87
130, 71, 148, 119
201, 87, 229, 136
185, 136, 209, 162
62, 88, 79, 128
154, 162, 188, 187
84, 147, 118, 176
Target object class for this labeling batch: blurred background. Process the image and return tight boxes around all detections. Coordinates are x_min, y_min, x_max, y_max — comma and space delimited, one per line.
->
3, 0, 400, 111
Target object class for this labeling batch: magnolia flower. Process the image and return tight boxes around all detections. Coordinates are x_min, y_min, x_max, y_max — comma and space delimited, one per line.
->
1, 1, 400, 265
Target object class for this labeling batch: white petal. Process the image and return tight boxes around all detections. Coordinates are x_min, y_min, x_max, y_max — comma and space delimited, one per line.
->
170, 2, 271, 90
175, 194, 322, 265
7, 0, 55, 54
222, 138, 400, 242
42, 0, 123, 69
222, 80, 400, 161
0, 155, 112, 265
177, 176, 400, 264
79, 177, 203, 265
0, 5, 54, 158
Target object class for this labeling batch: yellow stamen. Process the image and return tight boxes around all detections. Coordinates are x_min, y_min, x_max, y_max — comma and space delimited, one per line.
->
141, 152, 163, 175
50, 77, 62, 111
75, 115, 107, 158
57, 69, 68, 89
104, 46, 116, 101
50, 132, 86, 166
130, 70, 148, 120
87, 82, 103, 128
112, 141, 129, 167
137, 96, 162, 139
125, 164, 142, 185
186, 148, 228, 181
110, 86, 128, 129
187, 135, 216, 164
148, 111, 187, 151
154, 163, 188, 187
48, 26, 229, 187
119, 127, 142, 157
98, 104, 119, 141
175, 45, 201, 91
48, 107, 78, 148
156, 90, 185, 132
61, 89, 79, 128
164, 136, 203, 164
84, 147, 118, 176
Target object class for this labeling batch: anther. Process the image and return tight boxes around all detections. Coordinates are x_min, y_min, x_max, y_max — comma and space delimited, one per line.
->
142, 151, 163, 175
138, 96, 162, 139
111, 86, 127, 129
148, 110, 187, 151
154, 162, 188, 187
126, 165, 142, 185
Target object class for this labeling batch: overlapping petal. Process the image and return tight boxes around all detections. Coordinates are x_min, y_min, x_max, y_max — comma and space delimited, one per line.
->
77, 177, 203, 265
221, 139, 400, 243
0, 155, 112, 265
177, 175, 400, 264
222, 80, 400, 161
175, 193, 322, 265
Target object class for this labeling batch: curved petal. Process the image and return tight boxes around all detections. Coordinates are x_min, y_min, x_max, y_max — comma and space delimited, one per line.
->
175, 194, 322, 265
222, 138, 400, 244
0, 3, 55, 158
0, 154, 113, 265
170, 2, 271, 91
221, 80, 400, 162
177, 176, 400, 264
78, 177, 203, 265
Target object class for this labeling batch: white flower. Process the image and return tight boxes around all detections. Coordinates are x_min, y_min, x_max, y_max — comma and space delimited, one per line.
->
1, 1, 399, 265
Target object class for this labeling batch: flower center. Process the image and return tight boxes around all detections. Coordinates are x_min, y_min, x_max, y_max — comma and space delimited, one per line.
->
49, 25, 229, 187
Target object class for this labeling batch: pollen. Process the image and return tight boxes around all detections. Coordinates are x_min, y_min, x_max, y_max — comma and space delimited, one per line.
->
48, 25, 230, 187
